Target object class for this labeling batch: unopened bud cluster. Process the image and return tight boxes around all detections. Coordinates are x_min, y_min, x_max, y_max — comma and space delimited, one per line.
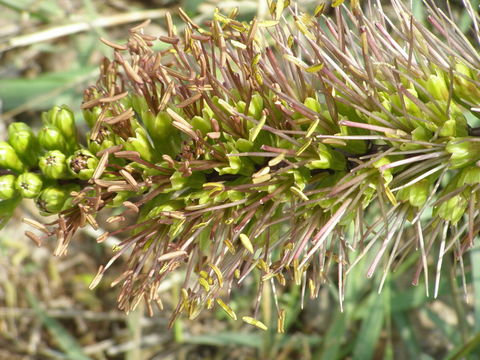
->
0, 106, 95, 215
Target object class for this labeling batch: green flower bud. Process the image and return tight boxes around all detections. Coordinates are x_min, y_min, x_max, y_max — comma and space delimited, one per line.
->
306, 143, 346, 171
439, 120, 457, 138
458, 166, 480, 186
0, 141, 26, 173
130, 94, 149, 114
248, 93, 264, 120
304, 97, 322, 113
124, 127, 156, 163
67, 149, 99, 180
373, 157, 394, 184
8, 122, 30, 133
235, 138, 253, 153
191, 115, 212, 136
412, 126, 433, 142
142, 110, 180, 155
0, 174, 17, 200
49, 105, 77, 140
445, 138, 480, 169
83, 106, 103, 129
227, 190, 243, 202
8, 122, 40, 168
217, 150, 255, 175
62, 184, 80, 211
423, 71, 449, 101
108, 191, 134, 208
39, 150, 69, 179
434, 193, 467, 224
87, 126, 121, 155
36, 184, 80, 215
454, 62, 480, 104
146, 200, 184, 219
15, 172, 43, 199
36, 186, 74, 214
169, 171, 206, 192
38, 125, 69, 153
398, 179, 430, 208
42, 106, 59, 125
390, 86, 421, 118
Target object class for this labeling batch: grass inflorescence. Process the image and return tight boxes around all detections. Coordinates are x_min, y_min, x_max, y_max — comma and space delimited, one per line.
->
1, 0, 480, 330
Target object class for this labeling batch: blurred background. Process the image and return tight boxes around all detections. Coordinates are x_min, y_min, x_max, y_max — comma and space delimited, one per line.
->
1, 0, 480, 359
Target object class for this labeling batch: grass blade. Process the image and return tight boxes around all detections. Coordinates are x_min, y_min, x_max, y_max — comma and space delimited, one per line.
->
26, 292, 91, 360
471, 242, 480, 333
352, 288, 386, 360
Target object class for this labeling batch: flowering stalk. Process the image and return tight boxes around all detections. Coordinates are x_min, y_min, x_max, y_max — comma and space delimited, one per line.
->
2, 0, 480, 330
